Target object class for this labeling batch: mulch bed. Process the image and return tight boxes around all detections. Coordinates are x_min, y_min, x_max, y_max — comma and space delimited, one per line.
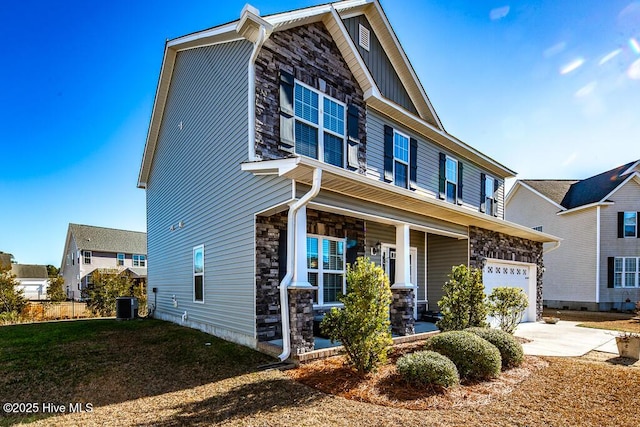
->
286, 340, 548, 410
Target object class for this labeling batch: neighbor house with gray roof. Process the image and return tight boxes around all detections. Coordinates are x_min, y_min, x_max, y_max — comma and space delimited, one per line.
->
11, 264, 49, 300
60, 224, 147, 300
506, 160, 640, 311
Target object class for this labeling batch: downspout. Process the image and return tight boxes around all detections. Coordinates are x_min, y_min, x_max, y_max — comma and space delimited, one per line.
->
543, 240, 561, 254
595, 205, 601, 304
278, 168, 323, 362
247, 25, 267, 162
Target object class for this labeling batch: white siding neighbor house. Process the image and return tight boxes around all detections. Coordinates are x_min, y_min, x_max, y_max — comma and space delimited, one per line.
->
138, 0, 559, 359
506, 160, 640, 311
11, 264, 49, 300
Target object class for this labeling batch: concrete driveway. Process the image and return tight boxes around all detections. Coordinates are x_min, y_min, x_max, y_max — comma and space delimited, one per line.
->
514, 320, 619, 357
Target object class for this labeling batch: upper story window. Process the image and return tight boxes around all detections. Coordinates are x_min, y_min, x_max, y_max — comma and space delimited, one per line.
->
393, 131, 409, 188
307, 235, 345, 306
117, 253, 125, 266
82, 251, 91, 265
623, 212, 637, 238
133, 254, 146, 267
193, 245, 204, 303
445, 157, 458, 203
481, 173, 498, 216
294, 82, 345, 167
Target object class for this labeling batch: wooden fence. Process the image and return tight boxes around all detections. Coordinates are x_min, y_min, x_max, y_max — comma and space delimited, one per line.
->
22, 301, 91, 321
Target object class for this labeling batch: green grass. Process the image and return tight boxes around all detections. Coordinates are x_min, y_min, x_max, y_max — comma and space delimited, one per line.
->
0, 319, 273, 426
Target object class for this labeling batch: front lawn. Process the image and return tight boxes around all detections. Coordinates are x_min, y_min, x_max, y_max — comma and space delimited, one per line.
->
543, 308, 640, 333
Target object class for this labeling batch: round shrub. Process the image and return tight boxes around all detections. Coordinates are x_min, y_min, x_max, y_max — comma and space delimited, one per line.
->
465, 327, 524, 369
424, 331, 501, 380
396, 350, 459, 388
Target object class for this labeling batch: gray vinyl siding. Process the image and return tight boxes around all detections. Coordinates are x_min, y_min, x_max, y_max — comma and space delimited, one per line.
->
598, 180, 640, 305
426, 234, 468, 311
146, 40, 293, 346
343, 15, 418, 115
366, 108, 505, 218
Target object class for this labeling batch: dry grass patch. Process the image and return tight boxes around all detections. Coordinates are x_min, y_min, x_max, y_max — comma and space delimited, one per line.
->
543, 308, 640, 333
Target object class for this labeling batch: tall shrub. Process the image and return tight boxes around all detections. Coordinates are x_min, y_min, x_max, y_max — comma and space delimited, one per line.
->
321, 257, 393, 374
0, 265, 27, 316
83, 269, 133, 317
47, 276, 66, 302
487, 287, 529, 334
437, 264, 487, 331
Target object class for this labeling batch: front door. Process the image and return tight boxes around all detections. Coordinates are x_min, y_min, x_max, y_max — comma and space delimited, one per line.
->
382, 245, 418, 319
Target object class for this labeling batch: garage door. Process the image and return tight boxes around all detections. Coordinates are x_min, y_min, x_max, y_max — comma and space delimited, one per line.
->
483, 260, 536, 323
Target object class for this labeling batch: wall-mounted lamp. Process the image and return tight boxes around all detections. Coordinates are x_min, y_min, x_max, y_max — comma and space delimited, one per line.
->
370, 241, 381, 256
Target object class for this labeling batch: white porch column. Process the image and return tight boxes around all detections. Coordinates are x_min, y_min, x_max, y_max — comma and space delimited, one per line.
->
392, 224, 413, 289
290, 206, 311, 288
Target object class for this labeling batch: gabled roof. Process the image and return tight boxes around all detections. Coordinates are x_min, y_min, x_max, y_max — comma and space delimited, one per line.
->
138, 0, 516, 188
11, 264, 48, 279
509, 159, 640, 211
68, 224, 147, 254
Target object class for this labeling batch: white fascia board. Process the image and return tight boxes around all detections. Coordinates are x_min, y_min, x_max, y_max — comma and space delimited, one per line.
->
241, 158, 301, 176
510, 181, 566, 211
264, 0, 370, 27
622, 160, 640, 176
557, 201, 614, 216
366, 95, 516, 178
167, 22, 239, 50
597, 171, 640, 204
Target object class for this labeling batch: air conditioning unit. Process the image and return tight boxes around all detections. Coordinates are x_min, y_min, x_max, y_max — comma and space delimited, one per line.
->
116, 297, 138, 320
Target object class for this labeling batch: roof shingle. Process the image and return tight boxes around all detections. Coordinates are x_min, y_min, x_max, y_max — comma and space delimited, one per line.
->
69, 224, 147, 254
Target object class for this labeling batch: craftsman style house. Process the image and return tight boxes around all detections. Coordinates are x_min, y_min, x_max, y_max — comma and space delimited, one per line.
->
138, 0, 558, 358
60, 224, 147, 300
506, 160, 640, 311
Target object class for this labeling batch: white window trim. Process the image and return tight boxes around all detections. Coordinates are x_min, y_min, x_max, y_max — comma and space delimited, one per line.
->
294, 80, 346, 168
614, 256, 640, 288
445, 156, 458, 203
193, 245, 205, 303
83, 250, 92, 265
393, 129, 410, 189
485, 175, 496, 215
117, 253, 125, 266
623, 212, 637, 238
133, 254, 146, 267
308, 234, 347, 307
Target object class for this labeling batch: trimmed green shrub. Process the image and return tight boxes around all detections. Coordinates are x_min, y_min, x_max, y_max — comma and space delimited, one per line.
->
487, 287, 529, 334
465, 327, 524, 369
437, 265, 487, 331
321, 257, 393, 374
425, 331, 501, 380
397, 350, 459, 388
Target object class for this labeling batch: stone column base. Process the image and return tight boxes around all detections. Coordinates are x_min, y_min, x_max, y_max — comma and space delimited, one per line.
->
390, 288, 415, 336
288, 288, 315, 355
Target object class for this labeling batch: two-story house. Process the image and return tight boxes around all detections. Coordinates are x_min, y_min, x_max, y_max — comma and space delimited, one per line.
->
137, 0, 558, 358
60, 223, 147, 300
506, 160, 640, 311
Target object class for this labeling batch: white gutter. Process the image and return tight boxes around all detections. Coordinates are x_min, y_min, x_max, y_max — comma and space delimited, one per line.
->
278, 168, 322, 362
247, 25, 267, 162
543, 240, 561, 254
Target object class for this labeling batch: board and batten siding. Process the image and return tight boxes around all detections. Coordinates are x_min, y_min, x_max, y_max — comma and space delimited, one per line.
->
598, 179, 640, 304
146, 40, 293, 348
506, 185, 597, 303
342, 15, 418, 115
366, 108, 505, 217
426, 234, 469, 311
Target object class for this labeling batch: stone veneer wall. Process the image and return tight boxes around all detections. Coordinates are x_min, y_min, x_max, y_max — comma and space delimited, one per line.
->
390, 288, 415, 336
468, 226, 544, 319
254, 21, 367, 173
255, 209, 366, 343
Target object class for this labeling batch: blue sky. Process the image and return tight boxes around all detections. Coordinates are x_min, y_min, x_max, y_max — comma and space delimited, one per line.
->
1, 0, 639, 266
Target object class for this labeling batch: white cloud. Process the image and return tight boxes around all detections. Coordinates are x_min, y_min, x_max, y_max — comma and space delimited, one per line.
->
489, 6, 510, 21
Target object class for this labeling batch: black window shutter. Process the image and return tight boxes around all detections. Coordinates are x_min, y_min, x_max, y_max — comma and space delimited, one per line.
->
637, 212, 640, 238
457, 161, 464, 204
409, 137, 418, 190
279, 70, 295, 154
438, 153, 446, 199
346, 238, 358, 268
480, 173, 486, 213
618, 212, 624, 238
347, 104, 359, 169
278, 225, 288, 282
383, 125, 394, 182
493, 178, 500, 216
607, 257, 614, 288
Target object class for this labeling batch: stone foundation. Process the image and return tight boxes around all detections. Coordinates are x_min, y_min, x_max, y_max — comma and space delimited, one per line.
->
390, 288, 415, 336
468, 226, 544, 320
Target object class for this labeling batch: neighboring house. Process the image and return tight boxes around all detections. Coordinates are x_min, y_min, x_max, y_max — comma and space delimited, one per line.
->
137, 0, 558, 357
506, 160, 640, 311
60, 224, 147, 300
11, 264, 49, 300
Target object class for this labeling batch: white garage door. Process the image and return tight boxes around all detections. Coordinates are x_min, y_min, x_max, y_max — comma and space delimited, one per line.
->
483, 260, 536, 323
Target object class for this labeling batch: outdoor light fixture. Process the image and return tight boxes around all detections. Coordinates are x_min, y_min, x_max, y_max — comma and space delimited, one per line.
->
370, 241, 381, 256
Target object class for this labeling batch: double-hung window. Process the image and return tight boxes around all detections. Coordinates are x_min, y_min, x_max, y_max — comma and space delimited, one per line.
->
393, 130, 409, 188
83, 250, 91, 265
117, 253, 125, 266
445, 156, 458, 203
307, 235, 345, 305
294, 82, 345, 167
614, 257, 639, 288
193, 245, 204, 303
485, 176, 495, 215
133, 254, 146, 267
624, 212, 637, 237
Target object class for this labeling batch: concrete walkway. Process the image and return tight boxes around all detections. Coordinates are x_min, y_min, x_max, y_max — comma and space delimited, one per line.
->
514, 320, 619, 357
